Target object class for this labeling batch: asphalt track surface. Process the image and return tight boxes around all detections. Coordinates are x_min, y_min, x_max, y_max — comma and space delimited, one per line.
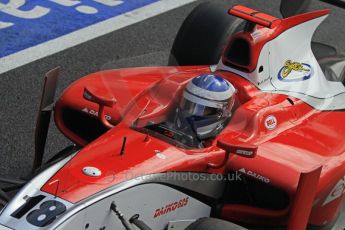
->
0, 0, 344, 229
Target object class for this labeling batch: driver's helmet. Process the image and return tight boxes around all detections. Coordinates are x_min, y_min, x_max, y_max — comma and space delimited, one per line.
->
179, 74, 236, 139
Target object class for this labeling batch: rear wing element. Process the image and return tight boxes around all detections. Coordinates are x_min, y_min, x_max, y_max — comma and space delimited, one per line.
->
229, 5, 281, 29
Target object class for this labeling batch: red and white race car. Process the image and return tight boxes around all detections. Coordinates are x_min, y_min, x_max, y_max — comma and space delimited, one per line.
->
0, 1, 344, 229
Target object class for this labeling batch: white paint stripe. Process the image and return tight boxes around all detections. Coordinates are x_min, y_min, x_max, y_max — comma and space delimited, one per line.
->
187, 78, 236, 101
0, 0, 197, 75
184, 91, 225, 109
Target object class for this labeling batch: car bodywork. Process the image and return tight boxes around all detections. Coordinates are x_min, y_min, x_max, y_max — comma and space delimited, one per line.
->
0, 3, 344, 230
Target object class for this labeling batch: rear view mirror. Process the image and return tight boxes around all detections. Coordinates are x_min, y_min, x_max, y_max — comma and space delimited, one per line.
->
208, 139, 257, 169
83, 86, 116, 129
217, 140, 257, 158
83, 86, 116, 107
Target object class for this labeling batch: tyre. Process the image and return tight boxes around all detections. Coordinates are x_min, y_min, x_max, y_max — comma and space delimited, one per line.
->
169, 2, 244, 66
185, 218, 248, 230
318, 55, 345, 86
311, 42, 337, 60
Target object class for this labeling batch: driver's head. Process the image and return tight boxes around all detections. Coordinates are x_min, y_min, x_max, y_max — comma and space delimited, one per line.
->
180, 74, 236, 139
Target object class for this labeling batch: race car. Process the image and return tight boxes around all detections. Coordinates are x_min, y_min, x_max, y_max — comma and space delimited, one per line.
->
0, 0, 344, 229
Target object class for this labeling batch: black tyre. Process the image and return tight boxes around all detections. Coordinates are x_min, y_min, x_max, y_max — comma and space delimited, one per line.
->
311, 42, 337, 60
169, 2, 244, 66
185, 218, 248, 230
318, 55, 345, 86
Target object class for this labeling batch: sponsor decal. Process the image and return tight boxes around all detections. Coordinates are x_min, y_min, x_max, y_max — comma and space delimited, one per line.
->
258, 76, 270, 85
236, 149, 255, 157
153, 197, 189, 218
82, 107, 111, 121
323, 176, 345, 206
278, 60, 313, 82
238, 168, 270, 184
264, 115, 277, 130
